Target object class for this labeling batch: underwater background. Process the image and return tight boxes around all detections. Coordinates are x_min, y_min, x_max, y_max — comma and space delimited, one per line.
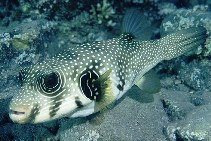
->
0, 0, 211, 140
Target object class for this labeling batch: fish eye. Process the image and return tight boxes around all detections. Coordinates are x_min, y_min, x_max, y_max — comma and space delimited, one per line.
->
37, 71, 62, 95
43, 72, 59, 89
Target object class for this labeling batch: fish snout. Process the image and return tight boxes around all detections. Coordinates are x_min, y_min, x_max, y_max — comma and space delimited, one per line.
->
9, 105, 33, 124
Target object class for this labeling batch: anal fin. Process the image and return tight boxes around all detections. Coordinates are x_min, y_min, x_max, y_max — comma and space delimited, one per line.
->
128, 85, 154, 103
135, 70, 161, 94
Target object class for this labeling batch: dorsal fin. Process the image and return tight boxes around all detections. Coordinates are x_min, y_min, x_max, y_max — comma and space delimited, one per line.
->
121, 9, 151, 40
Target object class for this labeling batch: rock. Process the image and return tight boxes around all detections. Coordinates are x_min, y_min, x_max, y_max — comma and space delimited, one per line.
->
161, 89, 196, 121
164, 97, 211, 141
179, 60, 211, 91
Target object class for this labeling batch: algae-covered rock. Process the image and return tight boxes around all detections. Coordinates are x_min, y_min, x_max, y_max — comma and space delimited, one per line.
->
0, 18, 57, 63
90, 0, 116, 27
11, 32, 38, 50
0, 19, 55, 50
178, 60, 211, 91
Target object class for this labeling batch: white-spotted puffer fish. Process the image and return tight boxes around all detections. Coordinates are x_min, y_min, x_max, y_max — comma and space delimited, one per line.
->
9, 9, 207, 124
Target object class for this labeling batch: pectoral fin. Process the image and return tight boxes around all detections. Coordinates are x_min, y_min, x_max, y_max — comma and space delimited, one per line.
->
94, 69, 114, 111
135, 70, 161, 94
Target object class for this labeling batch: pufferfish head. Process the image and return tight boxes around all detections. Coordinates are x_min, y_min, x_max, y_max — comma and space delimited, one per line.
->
9, 61, 92, 124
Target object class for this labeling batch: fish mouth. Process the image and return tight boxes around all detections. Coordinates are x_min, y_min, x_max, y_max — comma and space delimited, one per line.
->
9, 106, 32, 124
10, 110, 25, 115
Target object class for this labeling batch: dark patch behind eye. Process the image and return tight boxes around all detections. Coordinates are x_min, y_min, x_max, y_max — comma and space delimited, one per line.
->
79, 70, 99, 100
79, 69, 104, 101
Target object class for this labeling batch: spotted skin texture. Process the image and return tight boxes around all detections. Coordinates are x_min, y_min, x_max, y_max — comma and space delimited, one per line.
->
9, 27, 207, 124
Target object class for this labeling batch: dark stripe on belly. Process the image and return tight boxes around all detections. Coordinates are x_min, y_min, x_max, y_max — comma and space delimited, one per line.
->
49, 98, 62, 118
116, 61, 126, 91
27, 104, 40, 123
75, 96, 83, 108
117, 84, 123, 91
49, 89, 67, 118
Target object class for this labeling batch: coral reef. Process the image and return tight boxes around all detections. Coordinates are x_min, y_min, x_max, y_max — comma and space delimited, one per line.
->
90, 0, 116, 27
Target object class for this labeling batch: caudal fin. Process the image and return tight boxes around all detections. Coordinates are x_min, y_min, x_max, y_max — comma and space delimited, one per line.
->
158, 26, 207, 60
